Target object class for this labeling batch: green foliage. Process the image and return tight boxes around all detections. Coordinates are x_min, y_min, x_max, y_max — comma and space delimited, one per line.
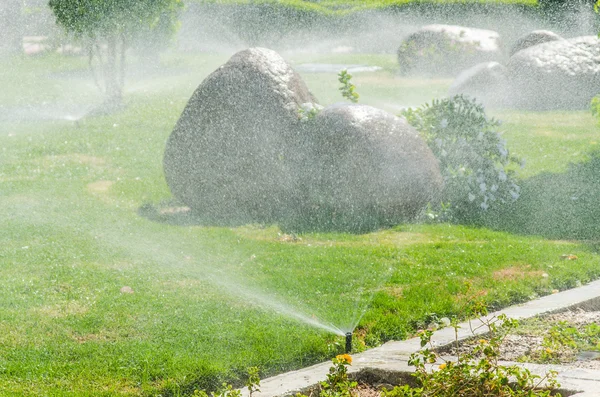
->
320, 355, 357, 397
402, 95, 522, 222
298, 102, 323, 121
295, 355, 357, 397
338, 69, 359, 103
246, 367, 261, 397
539, 0, 597, 12
524, 320, 600, 364
385, 292, 560, 397
48, 0, 183, 40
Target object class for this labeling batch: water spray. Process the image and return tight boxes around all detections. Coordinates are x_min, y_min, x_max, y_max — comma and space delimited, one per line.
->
345, 332, 352, 353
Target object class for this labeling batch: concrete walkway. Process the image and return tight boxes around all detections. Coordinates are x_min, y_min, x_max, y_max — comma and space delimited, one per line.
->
242, 279, 600, 397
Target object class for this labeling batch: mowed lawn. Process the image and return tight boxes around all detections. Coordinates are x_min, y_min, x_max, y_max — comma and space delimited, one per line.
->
1, 50, 600, 396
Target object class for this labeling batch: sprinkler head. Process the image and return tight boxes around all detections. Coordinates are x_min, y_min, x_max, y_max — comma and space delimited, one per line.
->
345, 332, 352, 353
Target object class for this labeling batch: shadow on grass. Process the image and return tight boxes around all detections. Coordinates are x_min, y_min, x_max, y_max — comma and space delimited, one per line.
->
138, 197, 407, 234
480, 151, 600, 242
142, 152, 600, 241
138, 200, 251, 227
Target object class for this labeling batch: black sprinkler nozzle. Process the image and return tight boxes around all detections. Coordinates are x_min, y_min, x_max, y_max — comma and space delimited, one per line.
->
345, 332, 352, 353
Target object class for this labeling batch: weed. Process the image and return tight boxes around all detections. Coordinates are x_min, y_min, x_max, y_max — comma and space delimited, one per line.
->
385, 287, 560, 397
524, 320, 600, 364
338, 69, 359, 103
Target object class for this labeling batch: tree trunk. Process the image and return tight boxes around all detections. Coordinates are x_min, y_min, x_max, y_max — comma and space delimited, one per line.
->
104, 33, 123, 106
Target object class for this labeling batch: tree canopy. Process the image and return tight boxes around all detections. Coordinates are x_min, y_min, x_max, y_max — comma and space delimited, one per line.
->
48, 0, 183, 40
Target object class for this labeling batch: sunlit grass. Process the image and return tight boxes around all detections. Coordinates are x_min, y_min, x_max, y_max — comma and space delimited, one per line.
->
1, 51, 600, 395
198, 0, 538, 15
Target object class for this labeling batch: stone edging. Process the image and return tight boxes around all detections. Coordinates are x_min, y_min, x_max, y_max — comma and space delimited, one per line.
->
242, 279, 600, 397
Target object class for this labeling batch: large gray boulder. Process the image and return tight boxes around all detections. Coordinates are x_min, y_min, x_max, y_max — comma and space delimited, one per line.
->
507, 35, 600, 110
163, 47, 317, 224
449, 61, 508, 108
286, 104, 443, 232
397, 24, 502, 76
509, 30, 563, 56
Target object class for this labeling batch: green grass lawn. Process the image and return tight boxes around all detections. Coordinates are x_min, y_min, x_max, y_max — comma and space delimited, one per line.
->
1, 50, 600, 396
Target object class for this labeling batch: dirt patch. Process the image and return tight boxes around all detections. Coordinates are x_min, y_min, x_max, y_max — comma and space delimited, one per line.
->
87, 180, 113, 193
492, 266, 545, 281
34, 301, 90, 318
384, 286, 404, 299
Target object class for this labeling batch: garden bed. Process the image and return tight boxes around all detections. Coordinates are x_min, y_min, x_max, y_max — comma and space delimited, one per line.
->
443, 307, 600, 371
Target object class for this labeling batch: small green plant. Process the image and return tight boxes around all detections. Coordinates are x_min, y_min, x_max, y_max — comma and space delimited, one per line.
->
246, 367, 261, 397
298, 102, 323, 121
385, 288, 560, 397
526, 320, 600, 364
320, 354, 357, 397
402, 95, 522, 223
338, 69, 359, 103
591, 95, 600, 122
295, 355, 357, 397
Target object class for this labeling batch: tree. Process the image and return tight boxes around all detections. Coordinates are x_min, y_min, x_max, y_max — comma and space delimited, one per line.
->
48, 0, 183, 107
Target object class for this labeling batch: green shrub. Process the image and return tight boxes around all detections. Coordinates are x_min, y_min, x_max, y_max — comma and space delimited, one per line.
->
402, 95, 522, 223
483, 151, 600, 240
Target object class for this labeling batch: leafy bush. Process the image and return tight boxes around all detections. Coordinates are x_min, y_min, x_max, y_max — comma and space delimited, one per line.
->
402, 95, 522, 223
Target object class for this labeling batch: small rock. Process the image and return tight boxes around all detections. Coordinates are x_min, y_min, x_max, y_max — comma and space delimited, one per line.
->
439, 317, 451, 327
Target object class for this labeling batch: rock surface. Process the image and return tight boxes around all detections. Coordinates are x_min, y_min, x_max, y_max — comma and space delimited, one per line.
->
163, 47, 316, 224
286, 104, 443, 232
397, 24, 502, 76
507, 35, 600, 110
509, 30, 563, 56
448, 61, 508, 108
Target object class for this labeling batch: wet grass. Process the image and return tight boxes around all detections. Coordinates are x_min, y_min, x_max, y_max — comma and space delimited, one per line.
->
1, 51, 600, 395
